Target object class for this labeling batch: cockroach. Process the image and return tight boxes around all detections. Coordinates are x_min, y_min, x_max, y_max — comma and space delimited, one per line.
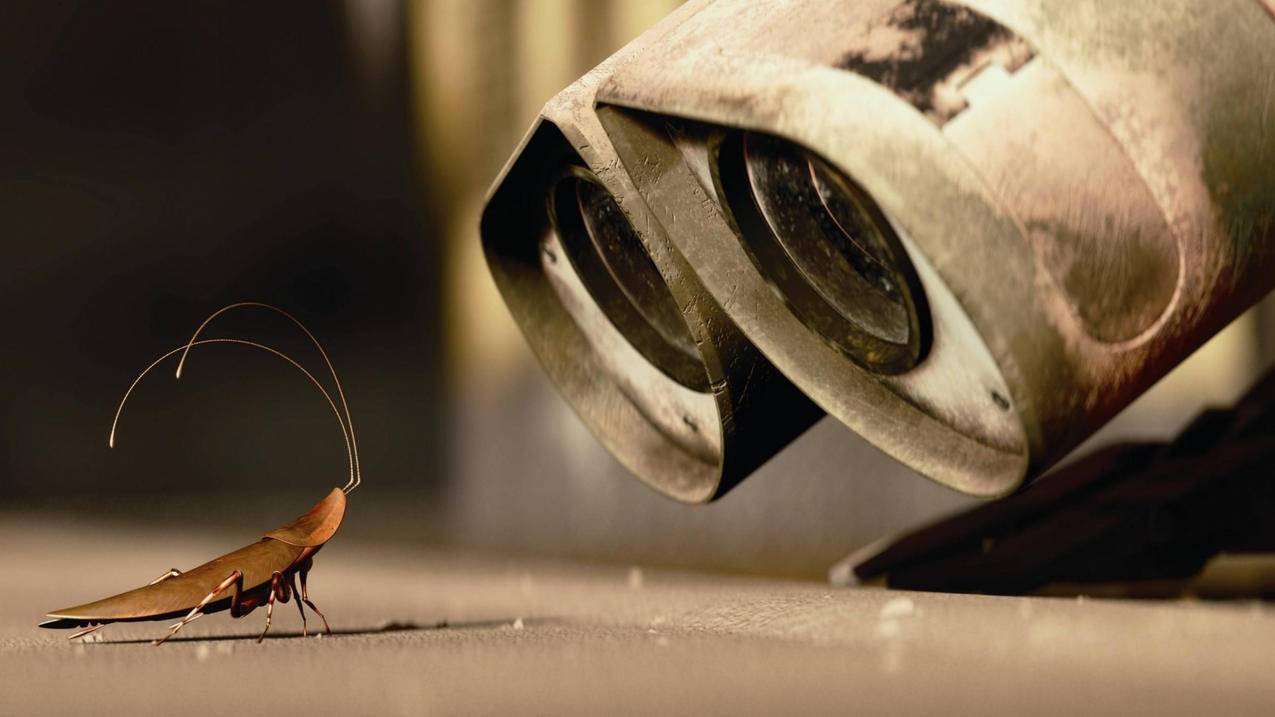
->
38, 303, 362, 645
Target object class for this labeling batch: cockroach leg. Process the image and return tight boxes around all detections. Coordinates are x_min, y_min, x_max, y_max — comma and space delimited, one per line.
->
257, 572, 284, 643
148, 568, 183, 585
277, 572, 292, 604
299, 562, 331, 635
167, 613, 203, 630
287, 572, 308, 637
67, 624, 104, 641
154, 569, 242, 646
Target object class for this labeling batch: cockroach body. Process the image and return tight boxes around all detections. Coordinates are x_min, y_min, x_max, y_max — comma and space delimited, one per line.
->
41, 489, 345, 644
38, 303, 362, 645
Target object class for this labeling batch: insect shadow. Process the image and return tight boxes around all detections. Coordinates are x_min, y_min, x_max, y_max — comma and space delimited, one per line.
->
95, 617, 555, 645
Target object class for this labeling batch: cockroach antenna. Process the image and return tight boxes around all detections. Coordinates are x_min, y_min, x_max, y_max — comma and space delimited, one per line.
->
42, 306, 360, 644
107, 337, 356, 493
174, 302, 362, 493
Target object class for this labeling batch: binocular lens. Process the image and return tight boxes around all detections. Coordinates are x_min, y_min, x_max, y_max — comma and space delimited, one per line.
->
721, 132, 928, 374
549, 171, 707, 390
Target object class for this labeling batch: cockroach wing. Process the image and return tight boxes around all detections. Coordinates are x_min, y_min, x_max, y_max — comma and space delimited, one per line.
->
263, 487, 346, 547
43, 489, 346, 626
43, 540, 306, 624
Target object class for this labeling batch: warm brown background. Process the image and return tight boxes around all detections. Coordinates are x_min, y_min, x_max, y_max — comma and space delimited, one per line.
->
3, 0, 1274, 579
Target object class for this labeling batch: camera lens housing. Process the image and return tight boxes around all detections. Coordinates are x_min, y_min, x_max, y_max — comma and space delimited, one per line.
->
486, 0, 1275, 499
481, 102, 821, 503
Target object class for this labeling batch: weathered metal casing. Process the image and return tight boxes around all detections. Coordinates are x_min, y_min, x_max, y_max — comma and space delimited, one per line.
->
479, 8, 822, 503
590, 0, 1275, 496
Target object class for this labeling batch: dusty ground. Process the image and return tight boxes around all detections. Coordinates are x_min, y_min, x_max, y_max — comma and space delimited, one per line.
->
3, 511, 1274, 716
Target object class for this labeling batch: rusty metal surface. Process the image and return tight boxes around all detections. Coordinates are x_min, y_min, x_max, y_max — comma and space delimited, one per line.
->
587, 0, 1275, 494
483, 0, 1275, 498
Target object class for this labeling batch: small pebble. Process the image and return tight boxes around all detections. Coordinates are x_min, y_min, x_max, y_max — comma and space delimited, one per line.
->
512, 618, 524, 630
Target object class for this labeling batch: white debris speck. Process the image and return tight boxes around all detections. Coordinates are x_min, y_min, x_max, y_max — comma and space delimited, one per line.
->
512, 618, 524, 630
879, 596, 916, 620
627, 567, 644, 590
195, 644, 211, 661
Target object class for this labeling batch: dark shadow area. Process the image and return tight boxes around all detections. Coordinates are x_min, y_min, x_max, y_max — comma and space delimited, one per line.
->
847, 368, 1275, 598
0, 1, 444, 503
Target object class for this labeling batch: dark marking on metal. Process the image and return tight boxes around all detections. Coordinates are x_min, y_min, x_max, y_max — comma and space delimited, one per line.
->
836, 0, 1034, 124
991, 390, 1010, 411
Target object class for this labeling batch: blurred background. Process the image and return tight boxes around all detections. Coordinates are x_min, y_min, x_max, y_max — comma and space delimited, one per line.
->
4, 0, 1275, 580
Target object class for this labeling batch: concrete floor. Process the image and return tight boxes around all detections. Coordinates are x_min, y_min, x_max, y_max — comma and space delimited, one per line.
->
3, 512, 1274, 716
